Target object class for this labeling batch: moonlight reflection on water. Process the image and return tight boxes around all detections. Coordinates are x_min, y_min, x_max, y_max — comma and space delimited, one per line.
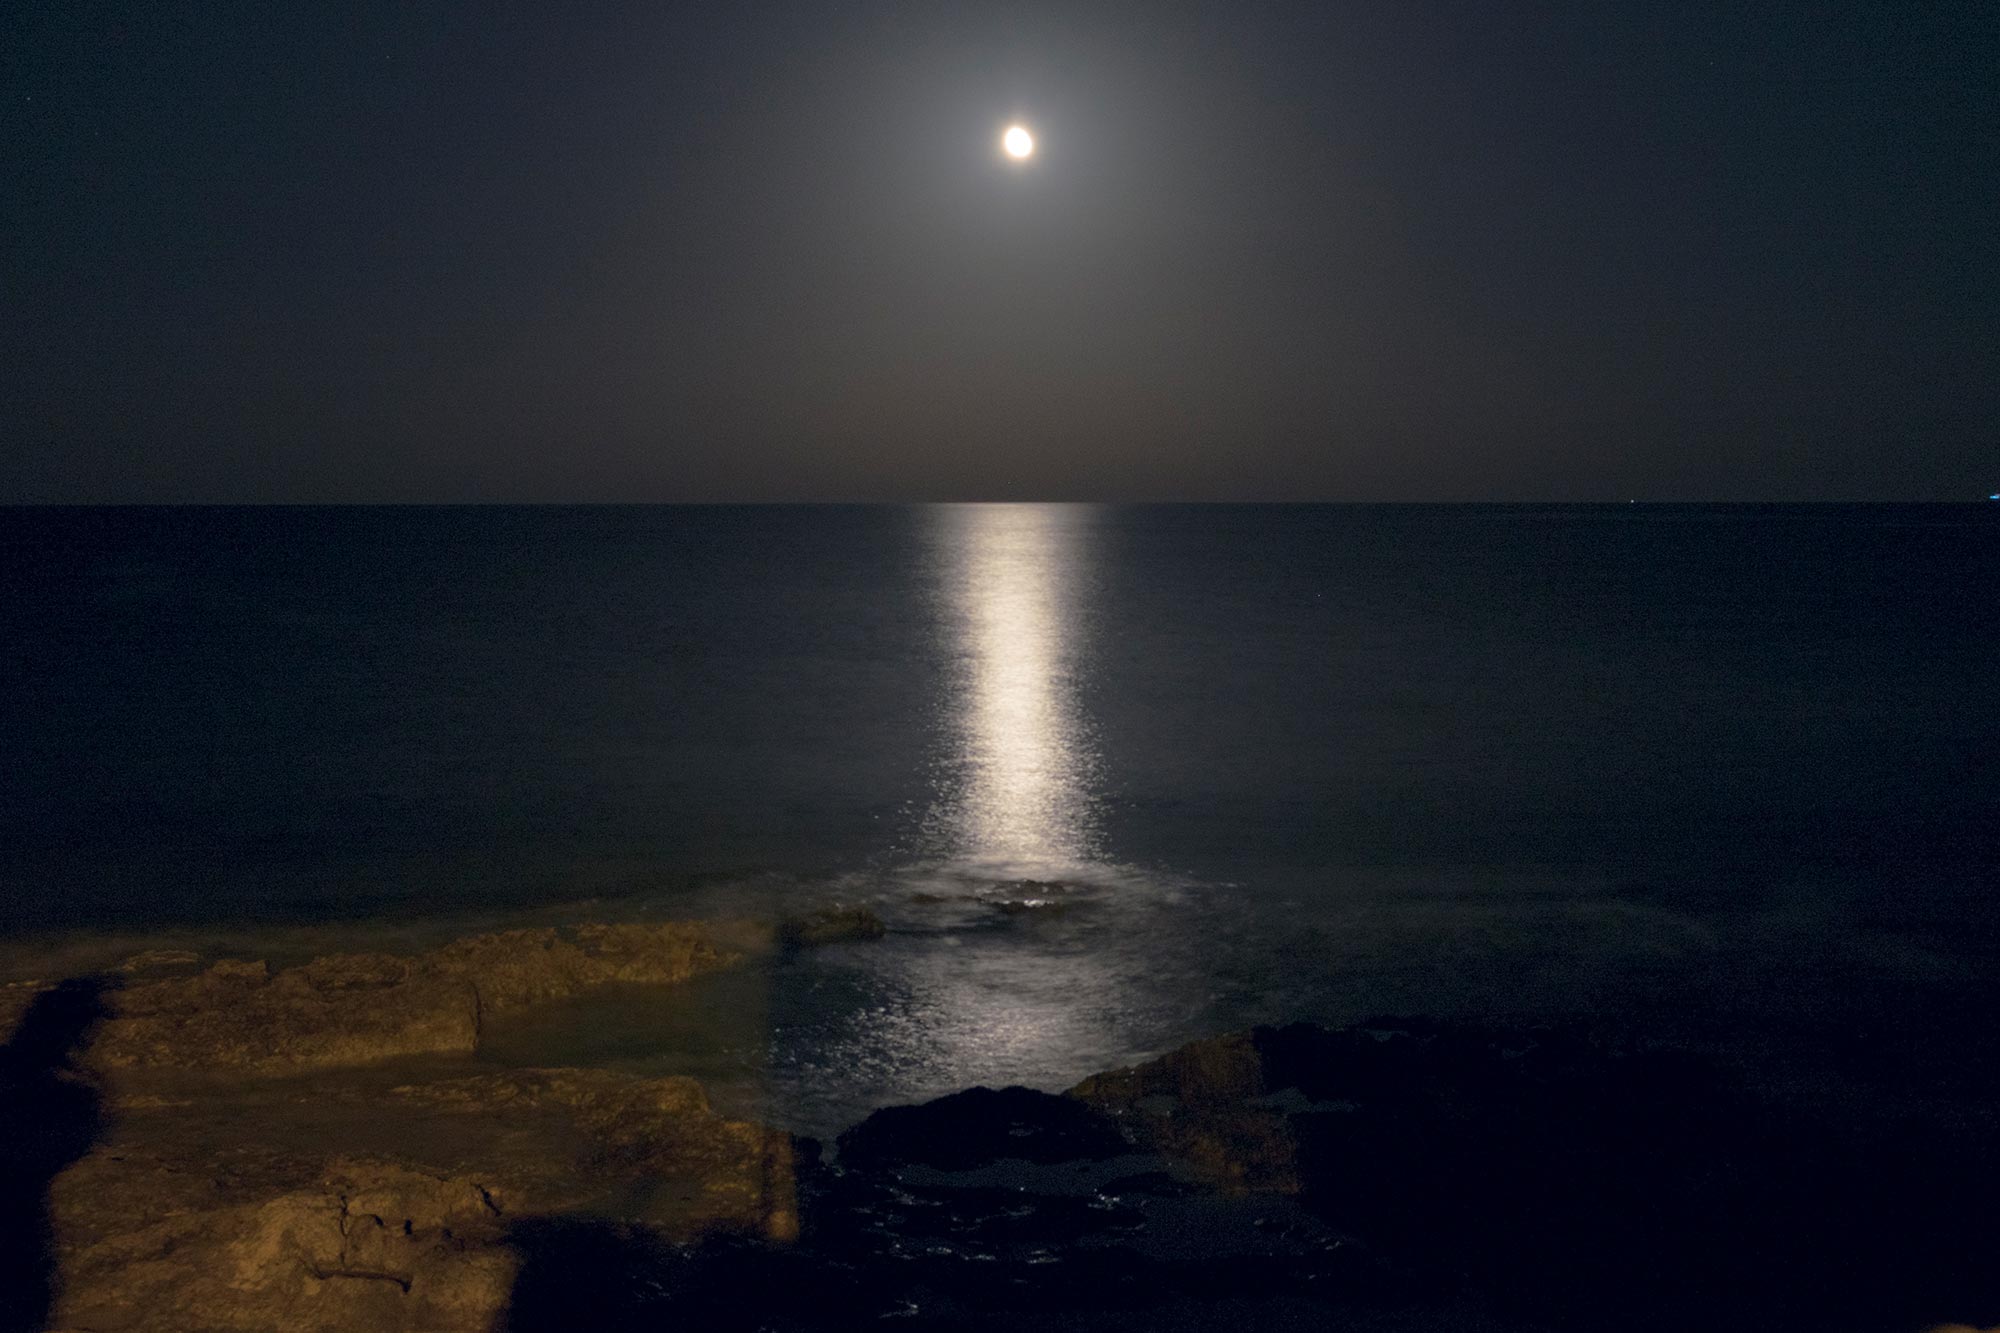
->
747, 504, 1206, 1133
928, 502, 1103, 875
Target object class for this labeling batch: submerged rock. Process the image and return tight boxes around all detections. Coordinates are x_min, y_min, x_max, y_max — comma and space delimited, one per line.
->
837, 1085, 1128, 1172
999, 878, 1075, 897
985, 896, 1070, 916
775, 906, 886, 948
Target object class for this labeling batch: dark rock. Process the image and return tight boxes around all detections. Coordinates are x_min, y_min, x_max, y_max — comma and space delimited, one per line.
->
837, 1085, 1129, 1171
0, 977, 113, 1333
776, 906, 887, 948
1082, 1018, 2000, 1333
1069, 1030, 1298, 1192
986, 896, 1070, 916
999, 879, 1075, 896
1098, 1169, 1198, 1199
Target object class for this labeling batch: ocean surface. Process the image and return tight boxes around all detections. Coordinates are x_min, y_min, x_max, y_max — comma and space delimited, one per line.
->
3, 504, 1995, 1137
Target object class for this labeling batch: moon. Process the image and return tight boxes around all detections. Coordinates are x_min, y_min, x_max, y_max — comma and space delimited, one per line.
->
1002, 125, 1035, 160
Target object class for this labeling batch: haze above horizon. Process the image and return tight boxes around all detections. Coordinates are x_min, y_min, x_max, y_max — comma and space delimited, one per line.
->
4, 2, 1994, 503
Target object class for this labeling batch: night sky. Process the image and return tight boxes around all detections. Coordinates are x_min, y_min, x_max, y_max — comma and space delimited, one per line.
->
5, 2, 1995, 502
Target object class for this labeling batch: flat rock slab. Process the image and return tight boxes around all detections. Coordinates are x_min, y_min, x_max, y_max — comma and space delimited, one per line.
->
48, 1063, 799, 1333
2, 921, 743, 1077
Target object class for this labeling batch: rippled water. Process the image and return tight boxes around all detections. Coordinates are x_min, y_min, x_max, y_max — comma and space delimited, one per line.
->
4, 504, 1995, 1136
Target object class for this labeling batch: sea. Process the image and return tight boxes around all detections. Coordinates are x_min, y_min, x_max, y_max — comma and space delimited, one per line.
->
2, 503, 1995, 1138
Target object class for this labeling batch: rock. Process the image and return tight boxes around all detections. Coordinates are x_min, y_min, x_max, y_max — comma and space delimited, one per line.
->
51, 1153, 517, 1333
837, 1085, 1128, 1171
986, 896, 1069, 915
426, 922, 738, 1013
117, 949, 203, 974
47, 1064, 804, 1332
999, 878, 1074, 896
1073, 1020, 2000, 1331
0, 980, 47, 1045
775, 906, 886, 948
1068, 1030, 1299, 1193
390, 1070, 800, 1243
1, 977, 114, 1333
90, 954, 480, 1075
66, 921, 740, 1077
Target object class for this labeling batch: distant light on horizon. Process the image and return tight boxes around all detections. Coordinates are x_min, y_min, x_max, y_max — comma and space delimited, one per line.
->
1002, 124, 1035, 161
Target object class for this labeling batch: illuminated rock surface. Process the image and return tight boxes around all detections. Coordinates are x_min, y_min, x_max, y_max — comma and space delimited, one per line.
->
6, 937, 1997, 1332
1, 922, 743, 1077
46, 1067, 798, 1333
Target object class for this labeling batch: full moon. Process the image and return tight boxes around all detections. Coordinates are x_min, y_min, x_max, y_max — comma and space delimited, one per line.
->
1002, 125, 1034, 160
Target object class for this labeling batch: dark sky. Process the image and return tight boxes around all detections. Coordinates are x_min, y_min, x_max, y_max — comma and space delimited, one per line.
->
4, 2, 1995, 501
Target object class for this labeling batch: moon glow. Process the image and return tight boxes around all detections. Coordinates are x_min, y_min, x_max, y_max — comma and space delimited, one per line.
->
1002, 125, 1035, 160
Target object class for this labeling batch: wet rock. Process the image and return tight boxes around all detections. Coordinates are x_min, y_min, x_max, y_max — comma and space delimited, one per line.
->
981, 880, 1080, 916
1076, 1019, 2000, 1332
669, 1078, 1396, 1333
1068, 1030, 1299, 1192
1097, 1169, 1198, 1199
837, 1085, 1128, 1171
29, 1004, 2000, 1332
54, 922, 739, 1077
1070, 1030, 1268, 1108
776, 906, 886, 948
999, 878, 1074, 897
985, 896, 1069, 916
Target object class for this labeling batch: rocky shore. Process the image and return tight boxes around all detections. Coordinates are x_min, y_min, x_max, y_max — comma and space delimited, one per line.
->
0, 916, 841, 1333
0, 919, 752, 1077
2, 916, 1995, 1333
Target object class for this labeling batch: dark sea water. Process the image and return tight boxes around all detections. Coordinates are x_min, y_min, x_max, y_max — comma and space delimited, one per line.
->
3, 504, 1995, 1136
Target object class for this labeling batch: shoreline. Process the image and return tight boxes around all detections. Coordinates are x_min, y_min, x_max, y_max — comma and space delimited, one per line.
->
3, 916, 1996, 1331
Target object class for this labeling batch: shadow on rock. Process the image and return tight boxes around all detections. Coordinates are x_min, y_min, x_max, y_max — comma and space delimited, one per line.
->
503, 1216, 858, 1333
0, 977, 116, 1333
508, 1019, 2000, 1333
498, 1088, 1412, 1333
1076, 1018, 2000, 1332
835, 1084, 1128, 1171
